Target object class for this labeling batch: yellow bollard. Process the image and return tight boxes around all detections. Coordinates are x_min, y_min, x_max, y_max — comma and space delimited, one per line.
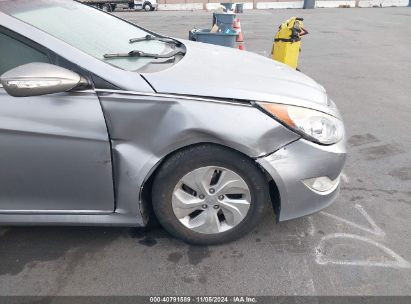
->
271, 17, 308, 70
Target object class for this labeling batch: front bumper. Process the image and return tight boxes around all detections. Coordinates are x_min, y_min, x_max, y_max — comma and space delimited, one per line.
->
256, 138, 347, 222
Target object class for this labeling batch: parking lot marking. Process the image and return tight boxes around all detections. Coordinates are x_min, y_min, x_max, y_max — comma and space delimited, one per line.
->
340, 172, 350, 184
307, 216, 315, 236
320, 204, 385, 237
315, 233, 411, 269
315, 204, 411, 269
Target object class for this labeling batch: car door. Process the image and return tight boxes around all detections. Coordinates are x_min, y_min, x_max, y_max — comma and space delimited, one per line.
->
0, 29, 115, 214
133, 0, 143, 9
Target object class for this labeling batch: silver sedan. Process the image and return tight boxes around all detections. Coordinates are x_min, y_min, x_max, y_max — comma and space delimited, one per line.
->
0, 0, 346, 245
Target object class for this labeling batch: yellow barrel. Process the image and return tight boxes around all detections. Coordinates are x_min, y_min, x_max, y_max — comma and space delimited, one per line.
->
271, 17, 307, 70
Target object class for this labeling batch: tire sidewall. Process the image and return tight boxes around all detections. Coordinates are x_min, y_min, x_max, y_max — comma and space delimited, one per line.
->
152, 145, 268, 245
143, 3, 152, 11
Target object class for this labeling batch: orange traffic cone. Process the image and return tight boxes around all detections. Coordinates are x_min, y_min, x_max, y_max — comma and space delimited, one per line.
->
235, 18, 243, 42
235, 18, 245, 50
233, 19, 240, 30
237, 31, 244, 43
236, 18, 242, 29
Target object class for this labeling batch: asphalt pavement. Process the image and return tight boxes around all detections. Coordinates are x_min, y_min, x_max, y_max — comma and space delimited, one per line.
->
0, 8, 410, 296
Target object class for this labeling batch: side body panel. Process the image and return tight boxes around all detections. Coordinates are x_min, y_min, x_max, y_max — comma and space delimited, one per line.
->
0, 89, 114, 213
98, 91, 300, 221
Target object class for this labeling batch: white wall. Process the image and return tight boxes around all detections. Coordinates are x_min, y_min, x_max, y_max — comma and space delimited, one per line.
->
158, 0, 409, 10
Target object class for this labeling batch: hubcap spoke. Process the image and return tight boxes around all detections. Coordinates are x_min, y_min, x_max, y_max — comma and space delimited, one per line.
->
172, 188, 204, 219
219, 199, 251, 227
180, 167, 216, 195
188, 209, 221, 234
213, 170, 249, 196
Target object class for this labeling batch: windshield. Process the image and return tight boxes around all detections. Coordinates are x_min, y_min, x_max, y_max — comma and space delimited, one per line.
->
1, 0, 168, 71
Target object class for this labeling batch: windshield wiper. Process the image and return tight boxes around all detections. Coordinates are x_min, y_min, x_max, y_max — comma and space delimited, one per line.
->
129, 34, 182, 47
103, 49, 185, 59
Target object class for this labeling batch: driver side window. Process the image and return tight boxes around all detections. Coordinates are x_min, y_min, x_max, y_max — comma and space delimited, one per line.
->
0, 30, 50, 76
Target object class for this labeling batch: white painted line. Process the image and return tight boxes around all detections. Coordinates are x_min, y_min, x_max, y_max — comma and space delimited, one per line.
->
307, 216, 315, 236
315, 233, 411, 269
320, 204, 386, 237
340, 172, 350, 184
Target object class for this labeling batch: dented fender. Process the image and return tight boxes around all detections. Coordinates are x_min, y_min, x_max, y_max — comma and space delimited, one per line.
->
98, 91, 300, 223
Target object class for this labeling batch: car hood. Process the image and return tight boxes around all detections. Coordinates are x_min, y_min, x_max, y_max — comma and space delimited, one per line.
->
142, 40, 334, 114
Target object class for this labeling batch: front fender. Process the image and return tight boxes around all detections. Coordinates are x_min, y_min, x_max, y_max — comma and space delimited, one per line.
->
98, 91, 299, 223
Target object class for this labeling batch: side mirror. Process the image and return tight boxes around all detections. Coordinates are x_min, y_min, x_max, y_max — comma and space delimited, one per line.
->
0, 62, 88, 97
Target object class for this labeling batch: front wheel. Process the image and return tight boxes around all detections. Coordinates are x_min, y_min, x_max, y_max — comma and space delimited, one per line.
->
143, 3, 153, 11
152, 144, 269, 245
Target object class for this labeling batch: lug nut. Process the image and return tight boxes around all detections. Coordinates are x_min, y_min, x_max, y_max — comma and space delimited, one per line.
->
199, 194, 205, 199
209, 188, 215, 194
202, 204, 208, 209
218, 195, 224, 200
213, 205, 220, 209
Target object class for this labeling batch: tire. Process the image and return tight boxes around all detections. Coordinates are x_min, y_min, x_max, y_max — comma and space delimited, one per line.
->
152, 144, 269, 245
143, 3, 152, 11
102, 4, 112, 12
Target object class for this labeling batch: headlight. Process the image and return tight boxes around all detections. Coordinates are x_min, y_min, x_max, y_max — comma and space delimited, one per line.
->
256, 102, 344, 145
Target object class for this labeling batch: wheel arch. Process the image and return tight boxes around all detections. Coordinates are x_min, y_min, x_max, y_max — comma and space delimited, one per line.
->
138, 141, 280, 225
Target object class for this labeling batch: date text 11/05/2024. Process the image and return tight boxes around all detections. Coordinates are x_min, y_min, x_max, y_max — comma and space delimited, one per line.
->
149, 297, 257, 303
